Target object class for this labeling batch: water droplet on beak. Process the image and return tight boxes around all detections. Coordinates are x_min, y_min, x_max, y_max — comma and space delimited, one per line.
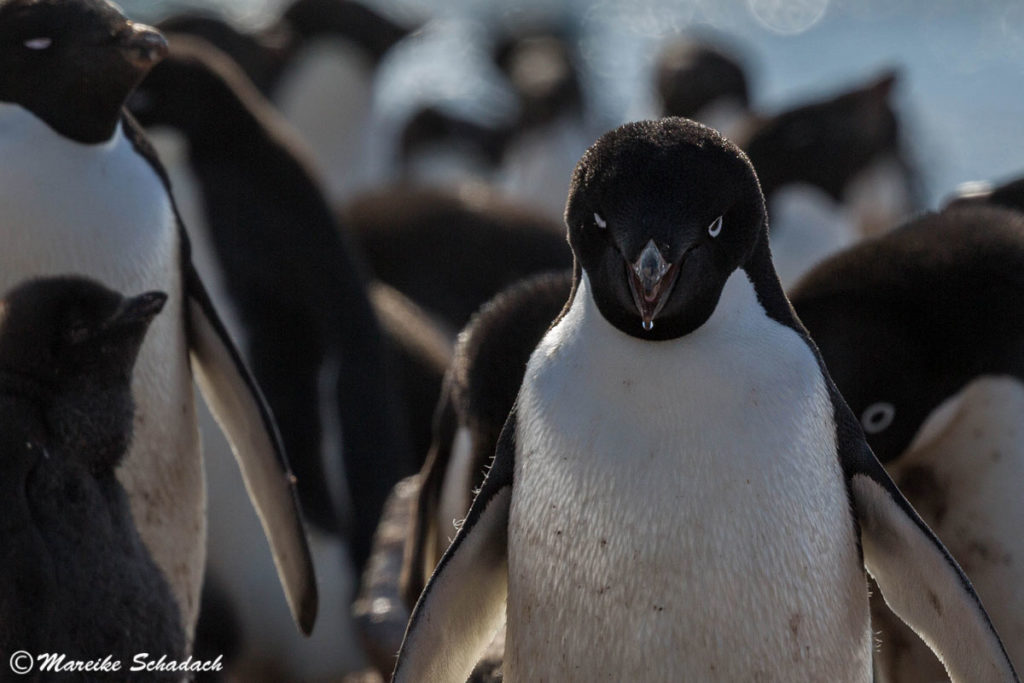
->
642, 320, 654, 331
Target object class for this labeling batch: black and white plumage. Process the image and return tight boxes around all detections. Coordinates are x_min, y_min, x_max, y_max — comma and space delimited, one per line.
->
130, 35, 410, 572
655, 35, 750, 135
0, 277, 183, 670
0, 0, 315, 640
402, 270, 572, 606
393, 118, 1017, 682
739, 71, 917, 288
791, 204, 1024, 681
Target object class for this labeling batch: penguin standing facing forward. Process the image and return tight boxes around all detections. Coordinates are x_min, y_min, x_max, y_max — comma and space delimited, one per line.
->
0, 0, 315, 641
393, 118, 1017, 682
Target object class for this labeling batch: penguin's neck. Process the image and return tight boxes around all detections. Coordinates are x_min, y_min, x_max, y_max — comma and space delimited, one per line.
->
0, 102, 121, 151
562, 266, 773, 374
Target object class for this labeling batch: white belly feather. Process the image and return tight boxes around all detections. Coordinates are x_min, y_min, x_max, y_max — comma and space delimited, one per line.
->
506, 270, 871, 681
0, 103, 204, 638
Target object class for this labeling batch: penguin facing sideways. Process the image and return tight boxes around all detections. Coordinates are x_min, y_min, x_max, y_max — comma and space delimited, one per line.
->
0, 0, 315, 642
392, 118, 1018, 682
130, 36, 426, 679
402, 270, 573, 606
0, 276, 183, 670
342, 183, 572, 334
130, 34, 410, 575
738, 71, 917, 288
160, 0, 415, 202
790, 204, 1024, 681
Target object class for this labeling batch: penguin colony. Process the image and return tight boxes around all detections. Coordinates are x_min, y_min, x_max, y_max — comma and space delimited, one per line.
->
0, 0, 1022, 681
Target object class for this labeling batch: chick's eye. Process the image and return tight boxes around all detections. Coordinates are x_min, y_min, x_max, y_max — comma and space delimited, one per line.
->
708, 215, 723, 238
861, 402, 895, 434
23, 37, 52, 50
593, 212, 607, 229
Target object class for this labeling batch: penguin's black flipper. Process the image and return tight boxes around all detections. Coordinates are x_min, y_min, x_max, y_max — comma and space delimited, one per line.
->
184, 259, 318, 636
834, 400, 1019, 682
392, 407, 517, 683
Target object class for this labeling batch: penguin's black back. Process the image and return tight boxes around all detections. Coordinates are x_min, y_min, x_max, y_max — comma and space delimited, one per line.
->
343, 185, 572, 332
791, 204, 1024, 462
740, 71, 907, 202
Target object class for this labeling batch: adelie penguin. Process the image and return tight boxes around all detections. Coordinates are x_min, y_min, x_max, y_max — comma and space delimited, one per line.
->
0, 277, 183, 673
342, 183, 572, 333
161, 0, 415, 202
392, 118, 1018, 682
790, 204, 1024, 682
0, 0, 315, 642
737, 71, 918, 288
131, 36, 444, 679
653, 34, 751, 137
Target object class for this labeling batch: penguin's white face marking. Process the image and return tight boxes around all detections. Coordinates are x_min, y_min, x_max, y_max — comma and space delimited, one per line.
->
0, 106, 204, 637
593, 211, 607, 229
23, 37, 52, 50
506, 270, 871, 680
861, 401, 895, 434
879, 375, 1024, 675
708, 214, 723, 237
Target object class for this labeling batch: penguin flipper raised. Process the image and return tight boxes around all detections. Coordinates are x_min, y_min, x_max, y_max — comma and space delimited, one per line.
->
392, 407, 517, 683
838, 407, 1019, 682
184, 261, 318, 635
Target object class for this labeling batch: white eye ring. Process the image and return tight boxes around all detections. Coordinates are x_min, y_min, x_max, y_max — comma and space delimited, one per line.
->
861, 402, 895, 434
24, 37, 52, 50
593, 212, 607, 229
708, 215, 723, 238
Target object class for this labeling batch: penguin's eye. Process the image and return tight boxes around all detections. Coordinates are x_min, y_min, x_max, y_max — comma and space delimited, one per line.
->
861, 402, 895, 434
23, 37, 52, 50
708, 215, 723, 238
593, 212, 607, 229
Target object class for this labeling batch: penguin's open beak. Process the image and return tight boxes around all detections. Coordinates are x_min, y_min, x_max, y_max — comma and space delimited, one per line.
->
116, 22, 168, 69
626, 239, 680, 331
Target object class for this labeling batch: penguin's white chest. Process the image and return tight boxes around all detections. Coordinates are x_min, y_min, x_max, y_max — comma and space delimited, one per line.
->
0, 104, 204, 637
506, 271, 871, 681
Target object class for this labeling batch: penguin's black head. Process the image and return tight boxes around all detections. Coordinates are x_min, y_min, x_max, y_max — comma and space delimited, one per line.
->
741, 71, 900, 201
0, 276, 166, 470
0, 0, 168, 143
566, 117, 767, 340
655, 37, 750, 119
130, 37, 253, 144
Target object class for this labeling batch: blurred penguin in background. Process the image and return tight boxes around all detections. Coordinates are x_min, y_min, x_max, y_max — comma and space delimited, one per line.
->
653, 34, 751, 138
341, 183, 572, 335
491, 24, 593, 219
739, 70, 919, 288
160, 0, 417, 202
790, 204, 1024, 681
131, 35, 431, 680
